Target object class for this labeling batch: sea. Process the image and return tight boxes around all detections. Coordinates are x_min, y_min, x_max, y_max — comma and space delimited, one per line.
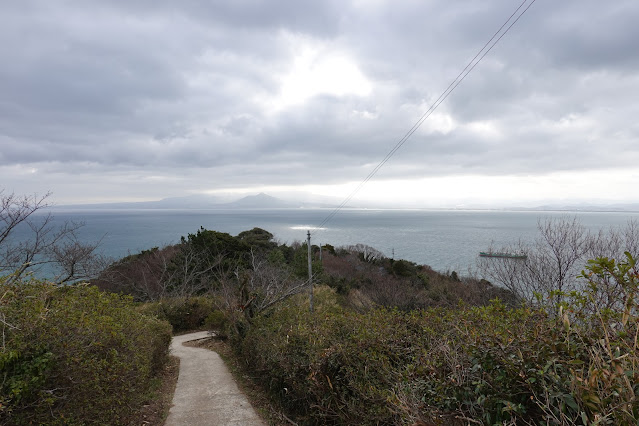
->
22, 208, 639, 275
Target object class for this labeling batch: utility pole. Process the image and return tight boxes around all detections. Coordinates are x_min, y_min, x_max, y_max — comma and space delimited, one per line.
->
307, 230, 313, 313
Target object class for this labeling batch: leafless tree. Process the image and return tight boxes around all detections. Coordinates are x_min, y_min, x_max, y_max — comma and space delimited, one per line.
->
479, 217, 589, 303
477, 241, 531, 302
535, 216, 590, 293
218, 249, 308, 318
622, 219, 639, 258
164, 243, 224, 298
95, 240, 232, 301
48, 229, 111, 284
343, 243, 385, 263
94, 245, 178, 301
479, 216, 639, 306
587, 219, 639, 263
0, 190, 107, 284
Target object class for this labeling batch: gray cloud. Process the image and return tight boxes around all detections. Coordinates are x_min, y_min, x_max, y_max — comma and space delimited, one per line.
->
1, 0, 638, 204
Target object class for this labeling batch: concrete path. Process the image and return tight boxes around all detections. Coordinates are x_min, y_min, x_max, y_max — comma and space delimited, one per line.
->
165, 331, 265, 426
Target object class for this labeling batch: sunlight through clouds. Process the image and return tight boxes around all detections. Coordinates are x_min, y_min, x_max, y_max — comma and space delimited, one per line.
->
465, 120, 502, 140
272, 35, 372, 109
420, 112, 456, 135
3, 1, 639, 207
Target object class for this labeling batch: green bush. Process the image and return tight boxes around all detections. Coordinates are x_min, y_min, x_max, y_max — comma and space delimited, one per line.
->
390, 259, 417, 277
231, 279, 639, 425
205, 310, 228, 336
0, 279, 172, 425
139, 296, 216, 332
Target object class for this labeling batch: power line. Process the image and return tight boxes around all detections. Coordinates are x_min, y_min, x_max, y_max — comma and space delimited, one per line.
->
316, 0, 537, 231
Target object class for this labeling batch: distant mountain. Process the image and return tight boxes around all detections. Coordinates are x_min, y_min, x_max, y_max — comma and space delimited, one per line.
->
221, 193, 297, 209
54, 194, 225, 210
53, 193, 336, 210
154, 194, 225, 209
512, 203, 639, 212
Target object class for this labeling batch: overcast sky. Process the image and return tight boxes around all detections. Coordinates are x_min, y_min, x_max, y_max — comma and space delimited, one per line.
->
1, 0, 638, 207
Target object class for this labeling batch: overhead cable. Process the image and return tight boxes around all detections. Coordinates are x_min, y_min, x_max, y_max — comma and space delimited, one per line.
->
316, 0, 537, 230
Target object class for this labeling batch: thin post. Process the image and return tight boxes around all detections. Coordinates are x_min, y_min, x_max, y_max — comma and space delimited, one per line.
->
307, 230, 313, 313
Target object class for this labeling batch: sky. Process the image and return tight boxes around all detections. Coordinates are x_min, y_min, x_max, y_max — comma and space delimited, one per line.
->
1, 0, 638, 208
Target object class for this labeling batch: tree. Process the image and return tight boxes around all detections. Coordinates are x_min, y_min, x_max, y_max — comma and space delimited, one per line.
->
94, 227, 312, 310
344, 243, 385, 263
479, 217, 590, 303
479, 216, 639, 305
96, 238, 231, 302
237, 227, 277, 251
221, 248, 308, 318
93, 245, 181, 301
0, 190, 107, 284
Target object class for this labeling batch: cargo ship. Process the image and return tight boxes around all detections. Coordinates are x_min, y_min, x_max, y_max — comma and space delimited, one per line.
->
479, 251, 527, 259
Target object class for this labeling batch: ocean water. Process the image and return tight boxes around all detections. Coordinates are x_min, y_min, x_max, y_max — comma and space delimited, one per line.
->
22, 208, 639, 274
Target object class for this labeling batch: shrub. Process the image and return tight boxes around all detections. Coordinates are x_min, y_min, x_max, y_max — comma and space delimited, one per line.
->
204, 310, 228, 336
138, 296, 216, 332
321, 251, 517, 311
0, 279, 172, 425
390, 259, 417, 277
230, 279, 639, 424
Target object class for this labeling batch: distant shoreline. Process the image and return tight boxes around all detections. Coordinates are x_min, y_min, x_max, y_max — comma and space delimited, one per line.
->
46, 192, 639, 213
48, 205, 639, 214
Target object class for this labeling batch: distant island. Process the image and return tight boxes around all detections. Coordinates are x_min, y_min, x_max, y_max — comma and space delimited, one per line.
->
508, 203, 639, 212
53, 193, 337, 210
53, 192, 639, 212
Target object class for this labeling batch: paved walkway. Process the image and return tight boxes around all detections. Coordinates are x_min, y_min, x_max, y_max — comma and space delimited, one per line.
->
165, 331, 265, 426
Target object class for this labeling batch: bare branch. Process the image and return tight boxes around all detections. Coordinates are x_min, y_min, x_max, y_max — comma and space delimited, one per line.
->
0, 190, 51, 246
0, 190, 106, 283
479, 216, 639, 308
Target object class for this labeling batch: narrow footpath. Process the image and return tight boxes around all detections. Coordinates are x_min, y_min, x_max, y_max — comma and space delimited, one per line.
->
165, 331, 265, 426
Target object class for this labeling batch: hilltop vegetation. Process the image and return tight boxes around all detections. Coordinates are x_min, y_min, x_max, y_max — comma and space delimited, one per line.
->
3, 193, 639, 425
93, 218, 639, 424
233, 252, 639, 424
94, 227, 511, 311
